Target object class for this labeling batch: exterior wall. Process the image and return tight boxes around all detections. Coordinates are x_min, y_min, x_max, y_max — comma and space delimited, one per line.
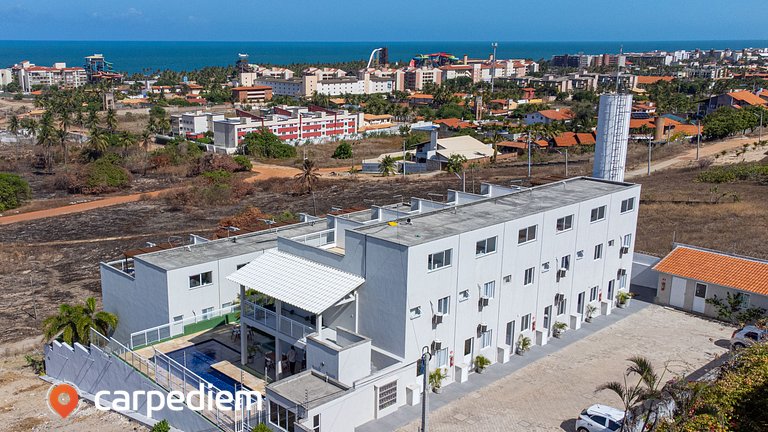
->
44, 341, 213, 432
632, 253, 661, 289
655, 272, 768, 318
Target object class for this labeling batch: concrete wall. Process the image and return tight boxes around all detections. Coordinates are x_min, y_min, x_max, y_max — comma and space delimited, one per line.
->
631, 252, 661, 289
655, 272, 768, 319
44, 341, 214, 432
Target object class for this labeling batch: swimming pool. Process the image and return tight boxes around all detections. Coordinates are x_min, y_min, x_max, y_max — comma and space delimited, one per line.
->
162, 340, 246, 395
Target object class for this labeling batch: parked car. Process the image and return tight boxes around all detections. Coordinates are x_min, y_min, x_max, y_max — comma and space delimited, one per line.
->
730, 325, 767, 350
576, 404, 624, 432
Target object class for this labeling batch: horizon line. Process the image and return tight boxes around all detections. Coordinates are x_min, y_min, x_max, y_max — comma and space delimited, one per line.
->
1, 38, 767, 44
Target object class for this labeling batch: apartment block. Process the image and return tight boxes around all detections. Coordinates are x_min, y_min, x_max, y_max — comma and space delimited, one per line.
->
13, 61, 88, 92
232, 86, 274, 104
170, 111, 226, 138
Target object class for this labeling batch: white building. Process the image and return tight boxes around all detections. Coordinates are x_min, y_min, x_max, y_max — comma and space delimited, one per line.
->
212, 105, 363, 148
170, 111, 226, 138
228, 177, 640, 432
13, 61, 88, 92
0, 68, 13, 88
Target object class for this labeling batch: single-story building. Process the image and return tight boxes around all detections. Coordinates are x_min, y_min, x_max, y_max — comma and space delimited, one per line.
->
653, 244, 768, 318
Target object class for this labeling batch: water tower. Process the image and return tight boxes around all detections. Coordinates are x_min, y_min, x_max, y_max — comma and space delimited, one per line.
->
593, 93, 633, 182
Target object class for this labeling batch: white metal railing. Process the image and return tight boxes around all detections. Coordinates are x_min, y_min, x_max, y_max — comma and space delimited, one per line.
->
289, 228, 335, 248
242, 299, 315, 340
129, 304, 239, 349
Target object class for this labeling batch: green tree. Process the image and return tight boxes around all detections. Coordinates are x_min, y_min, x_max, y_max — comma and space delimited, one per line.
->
105, 108, 118, 132
0, 173, 31, 211
378, 155, 396, 176
242, 129, 297, 159
42, 297, 119, 345
445, 153, 467, 174
332, 141, 353, 159
150, 419, 170, 432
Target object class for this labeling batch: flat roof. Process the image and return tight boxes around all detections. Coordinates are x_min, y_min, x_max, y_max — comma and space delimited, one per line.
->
136, 222, 325, 271
268, 371, 349, 409
353, 177, 638, 247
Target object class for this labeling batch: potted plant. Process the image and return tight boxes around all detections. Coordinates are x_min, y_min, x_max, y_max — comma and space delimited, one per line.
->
617, 291, 632, 308
474, 355, 491, 373
428, 368, 446, 394
553, 321, 568, 338
516, 334, 532, 355
585, 304, 598, 322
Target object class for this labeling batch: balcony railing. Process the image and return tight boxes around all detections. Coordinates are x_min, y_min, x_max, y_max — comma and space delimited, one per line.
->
242, 299, 315, 340
289, 228, 335, 248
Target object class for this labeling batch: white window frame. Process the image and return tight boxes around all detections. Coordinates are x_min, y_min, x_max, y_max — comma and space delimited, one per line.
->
694, 283, 707, 299
621, 197, 635, 213
437, 296, 450, 315
482, 281, 496, 299
480, 329, 493, 349
556, 215, 574, 232
589, 286, 598, 302
594, 243, 603, 260
458, 289, 470, 302
561, 255, 571, 270
435, 347, 448, 367
521, 314, 531, 331
590, 205, 606, 222
202, 307, 214, 320
475, 236, 498, 256
557, 298, 567, 315
409, 306, 422, 319
524, 267, 535, 285
623, 233, 633, 248
518, 225, 537, 244
189, 271, 213, 289
428, 249, 452, 271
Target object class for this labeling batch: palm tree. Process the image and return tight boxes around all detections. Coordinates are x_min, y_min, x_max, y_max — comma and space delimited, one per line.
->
88, 128, 109, 158
378, 155, 396, 176
42, 297, 118, 345
595, 378, 645, 432
597, 356, 666, 432
8, 115, 20, 137
57, 110, 72, 165
105, 108, 118, 133
294, 158, 320, 193
85, 108, 100, 130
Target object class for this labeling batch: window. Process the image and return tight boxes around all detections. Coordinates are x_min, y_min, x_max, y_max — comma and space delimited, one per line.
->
428, 249, 452, 271
557, 298, 567, 315
313, 414, 321, 432
623, 234, 632, 248
409, 306, 422, 319
619, 273, 627, 289
435, 347, 448, 367
482, 281, 496, 299
621, 197, 635, 213
556, 215, 573, 232
202, 307, 214, 320
590, 415, 609, 428
518, 225, 537, 244
740, 293, 751, 310
694, 283, 707, 299
378, 381, 397, 410
480, 329, 492, 349
189, 271, 213, 288
269, 401, 296, 431
437, 296, 450, 315
476, 236, 497, 255
464, 338, 472, 356
594, 243, 603, 260
608, 240, 615, 247
505, 321, 515, 346
503, 274, 512, 283
458, 290, 470, 302
561, 255, 571, 270
173, 315, 183, 322
542, 262, 550, 272
590, 286, 598, 302
590, 205, 606, 222
221, 302, 232, 309
524, 267, 535, 285
521, 314, 531, 331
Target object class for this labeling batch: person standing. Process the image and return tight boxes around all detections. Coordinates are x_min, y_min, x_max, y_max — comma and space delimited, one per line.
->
288, 346, 297, 374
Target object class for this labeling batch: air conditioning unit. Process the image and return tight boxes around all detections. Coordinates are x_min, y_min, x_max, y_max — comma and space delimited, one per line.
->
479, 297, 490, 307
432, 312, 444, 325
617, 268, 627, 277
554, 293, 564, 304
620, 246, 629, 255
431, 339, 443, 352
477, 323, 488, 333
557, 268, 567, 278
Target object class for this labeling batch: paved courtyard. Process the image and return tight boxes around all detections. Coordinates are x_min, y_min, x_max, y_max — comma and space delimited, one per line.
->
372, 303, 732, 432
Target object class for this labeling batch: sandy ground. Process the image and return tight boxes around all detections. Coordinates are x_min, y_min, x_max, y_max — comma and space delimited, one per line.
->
397, 305, 732, 432
0, 339, 148, 432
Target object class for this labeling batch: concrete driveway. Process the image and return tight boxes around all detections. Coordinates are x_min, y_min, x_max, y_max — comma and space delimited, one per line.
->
391, 304, 732, 432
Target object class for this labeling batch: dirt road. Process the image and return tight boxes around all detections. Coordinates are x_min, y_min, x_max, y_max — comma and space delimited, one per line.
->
625, 135, 759, 179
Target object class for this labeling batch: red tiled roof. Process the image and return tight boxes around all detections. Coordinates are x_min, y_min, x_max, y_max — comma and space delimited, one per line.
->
554, 132, 579, 147
434, 118, 476, 129
575, 132, 596, 145
496, 141, 528, 150
232, 86, 272, 91
654, 245, 768, 296
538, 109, 574, 121
408, 93, 433, 100
671, 124, 701, 136
727, 90, 768, 106
637, 76, 674, 85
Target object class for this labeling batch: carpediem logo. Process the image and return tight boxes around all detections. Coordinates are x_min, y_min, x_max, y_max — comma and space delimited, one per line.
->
47, 382, 80, 419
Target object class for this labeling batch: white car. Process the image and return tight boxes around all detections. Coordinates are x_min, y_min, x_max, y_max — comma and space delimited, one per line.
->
576, 404, 624, 432
730, 325, 767, 350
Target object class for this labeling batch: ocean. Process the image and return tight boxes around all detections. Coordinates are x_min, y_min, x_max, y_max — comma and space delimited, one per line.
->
0, 40, 766, 74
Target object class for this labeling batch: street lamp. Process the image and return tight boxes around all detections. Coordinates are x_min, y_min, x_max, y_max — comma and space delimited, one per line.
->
420, 345, 433, 432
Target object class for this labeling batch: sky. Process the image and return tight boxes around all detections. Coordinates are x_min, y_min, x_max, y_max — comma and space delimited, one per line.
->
2, 0, 767, 42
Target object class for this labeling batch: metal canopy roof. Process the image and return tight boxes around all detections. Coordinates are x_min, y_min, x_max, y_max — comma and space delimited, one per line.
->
227, 250, 365, 314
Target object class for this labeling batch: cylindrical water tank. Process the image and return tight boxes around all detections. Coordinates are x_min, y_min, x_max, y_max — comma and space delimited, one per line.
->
654, 116, 665, 142
593, 94, 633, 182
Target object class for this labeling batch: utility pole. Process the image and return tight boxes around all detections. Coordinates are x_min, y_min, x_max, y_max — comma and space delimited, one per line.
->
490, 42, 498, 94
402, 139, 406, 179
420, 346, 432, 432
696, 120, 701, 161
565, 148, 569, 177
527, 131, 532, 178
647, 140, 652, 176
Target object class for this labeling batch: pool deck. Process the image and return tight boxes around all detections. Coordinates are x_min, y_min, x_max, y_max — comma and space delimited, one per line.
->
133, 324, 269, 393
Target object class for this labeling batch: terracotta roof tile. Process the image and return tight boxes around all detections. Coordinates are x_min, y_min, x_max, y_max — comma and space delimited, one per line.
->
553, 132, 579, 147
637, 76, 674, 85
654, 246, 768, 296
727, 90, 768, 106
538, 109, 574, 121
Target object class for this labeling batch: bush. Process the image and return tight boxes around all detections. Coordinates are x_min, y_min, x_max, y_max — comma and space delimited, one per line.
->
233, 155, 253, 171
150, 420, 170, 432
0, 172, 31, 211
332, 141, 353, 159
189, 154, 240, 176
76, 159, 131, 194
243, 129, 297, 159
697, 163, 768, 183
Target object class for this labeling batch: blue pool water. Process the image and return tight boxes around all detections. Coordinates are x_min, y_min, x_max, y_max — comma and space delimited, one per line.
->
162, 340, 245, 395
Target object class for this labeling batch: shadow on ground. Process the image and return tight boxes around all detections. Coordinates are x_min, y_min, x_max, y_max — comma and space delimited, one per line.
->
560, 418, 577, 432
